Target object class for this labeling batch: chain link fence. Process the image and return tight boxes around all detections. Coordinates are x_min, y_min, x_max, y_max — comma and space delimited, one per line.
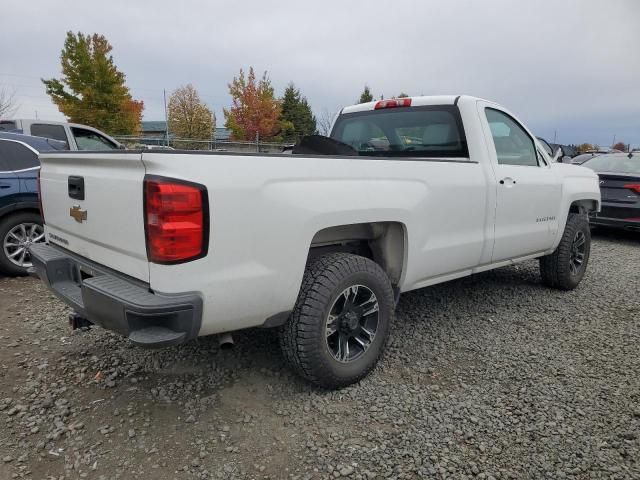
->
113, 135, 291, 154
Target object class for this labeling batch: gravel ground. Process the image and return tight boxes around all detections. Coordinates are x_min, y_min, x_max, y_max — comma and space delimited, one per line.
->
0, 229, 639, 480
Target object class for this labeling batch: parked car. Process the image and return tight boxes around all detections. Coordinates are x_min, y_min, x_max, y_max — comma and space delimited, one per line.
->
581, 152, 640, 231
143, 145, 174, 151
30, 95, 600, 389
0, 133, 65, 275
572, 148, 623, 165
0, 119, 122, 151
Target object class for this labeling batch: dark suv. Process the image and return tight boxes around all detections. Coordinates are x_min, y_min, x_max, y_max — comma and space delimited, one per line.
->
0, 133, 65, 275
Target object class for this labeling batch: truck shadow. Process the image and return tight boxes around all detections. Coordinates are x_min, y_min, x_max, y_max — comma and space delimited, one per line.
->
591, 226, 640, 245
60, 258, 548, 397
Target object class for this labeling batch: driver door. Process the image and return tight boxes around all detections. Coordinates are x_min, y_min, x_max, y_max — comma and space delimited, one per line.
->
478, 103, 562, 262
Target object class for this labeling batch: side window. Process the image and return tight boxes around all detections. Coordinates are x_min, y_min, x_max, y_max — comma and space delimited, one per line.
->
485, 108, 538, 167
0, 121, 17, 132
72, 128, 117, 151
30, 124, 69, 148
0, 141, 39, 170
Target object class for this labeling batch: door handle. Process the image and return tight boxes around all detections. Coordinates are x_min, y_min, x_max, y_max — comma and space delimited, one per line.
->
499, 177, 517, 186
0, 183, 12, 189
68, 176, 85, 200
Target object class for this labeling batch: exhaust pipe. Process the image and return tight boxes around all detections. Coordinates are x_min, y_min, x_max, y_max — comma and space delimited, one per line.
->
69, 313, 93, 330
218, 332, 234, 349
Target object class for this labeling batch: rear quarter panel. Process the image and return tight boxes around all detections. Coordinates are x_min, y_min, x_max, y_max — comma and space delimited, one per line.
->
142, 151, 488, 336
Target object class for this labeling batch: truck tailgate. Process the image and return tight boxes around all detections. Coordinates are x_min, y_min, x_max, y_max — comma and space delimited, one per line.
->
38, 152, 149, 282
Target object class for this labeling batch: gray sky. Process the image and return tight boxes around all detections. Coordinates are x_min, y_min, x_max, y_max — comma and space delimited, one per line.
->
2, 0, 639, 147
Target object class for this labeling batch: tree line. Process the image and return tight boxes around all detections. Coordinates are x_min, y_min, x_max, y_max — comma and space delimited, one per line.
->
36, 32, 629, 150
38, 32, 403, 145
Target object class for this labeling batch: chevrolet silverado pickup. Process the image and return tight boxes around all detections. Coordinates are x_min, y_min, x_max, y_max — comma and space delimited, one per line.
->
30, 95, 601, 389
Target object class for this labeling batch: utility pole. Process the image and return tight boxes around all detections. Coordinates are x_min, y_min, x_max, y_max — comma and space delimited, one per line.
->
211, 111, 215, 150
612, 134, 616, 148
553, 130, 557, 144
163, 89, 169, 147
35, 110, 38, 119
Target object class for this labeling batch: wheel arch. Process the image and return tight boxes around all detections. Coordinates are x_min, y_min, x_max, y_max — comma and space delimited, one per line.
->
569, 199, 598, 215
0, 203, 41, 220
307, 221, 407, 288
550, 198, 598, 252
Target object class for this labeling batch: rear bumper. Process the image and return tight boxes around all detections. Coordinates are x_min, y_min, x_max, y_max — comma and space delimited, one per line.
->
29, 243, 202, 348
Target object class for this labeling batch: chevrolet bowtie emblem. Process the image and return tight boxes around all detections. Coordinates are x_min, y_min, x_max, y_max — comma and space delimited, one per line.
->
70, 205, 87, 223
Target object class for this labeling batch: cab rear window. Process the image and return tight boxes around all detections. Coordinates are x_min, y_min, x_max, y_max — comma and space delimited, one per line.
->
330, 105, 468, 158
0, 121, 16, 132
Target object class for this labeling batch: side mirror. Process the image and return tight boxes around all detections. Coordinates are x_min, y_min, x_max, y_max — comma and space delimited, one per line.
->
551, 147, 563, 163
561, 155, 571, 163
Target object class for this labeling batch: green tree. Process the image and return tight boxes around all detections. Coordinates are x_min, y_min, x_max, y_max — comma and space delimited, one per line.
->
577, 143, 594, 152
280, 82, 317, 142
224, 67, 281, 141
358, 85, 374, 103
167, 84, 213, 149
42, 32, 143, 135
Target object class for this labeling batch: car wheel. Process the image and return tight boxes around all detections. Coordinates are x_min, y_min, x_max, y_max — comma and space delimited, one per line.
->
539, 213, 591, 290
0, 212, 45, 276
279, 253, 395, 389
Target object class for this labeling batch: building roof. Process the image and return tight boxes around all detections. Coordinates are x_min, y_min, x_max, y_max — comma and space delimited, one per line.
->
141, 121, 168, 133
141, 121, 230, 140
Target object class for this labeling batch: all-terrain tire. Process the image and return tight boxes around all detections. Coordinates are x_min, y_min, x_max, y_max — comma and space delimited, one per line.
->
279, 253, 395, 389
539, 213, 591, 290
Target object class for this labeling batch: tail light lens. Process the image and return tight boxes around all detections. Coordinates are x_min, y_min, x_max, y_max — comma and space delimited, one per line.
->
623, 183, 640, 194
144, 176, 209, 264
374, 98, 412, 109
37, 168, 45, 223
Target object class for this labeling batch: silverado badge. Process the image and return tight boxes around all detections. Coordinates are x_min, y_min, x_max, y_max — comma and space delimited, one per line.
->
70, 205, 87, 223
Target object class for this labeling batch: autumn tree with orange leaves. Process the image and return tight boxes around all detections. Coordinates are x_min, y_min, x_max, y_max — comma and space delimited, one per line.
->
43, 32, 143, 135
224, 67, 282, 141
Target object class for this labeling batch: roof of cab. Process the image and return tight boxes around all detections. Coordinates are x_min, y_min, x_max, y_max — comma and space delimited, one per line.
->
341, 95, 474, 114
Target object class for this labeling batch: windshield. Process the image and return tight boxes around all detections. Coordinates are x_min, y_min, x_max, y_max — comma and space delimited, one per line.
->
582, 154, 640, 174
537, 138, 553, 157
330, 105, 468, 158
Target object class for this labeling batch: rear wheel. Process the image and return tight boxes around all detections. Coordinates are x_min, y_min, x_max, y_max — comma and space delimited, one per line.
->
0, 212, 45, 276
279, 253, 394, 389
539, 213, 591, 290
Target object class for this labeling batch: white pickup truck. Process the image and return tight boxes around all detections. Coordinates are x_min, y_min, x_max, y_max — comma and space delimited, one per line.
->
30, 95, 600, 389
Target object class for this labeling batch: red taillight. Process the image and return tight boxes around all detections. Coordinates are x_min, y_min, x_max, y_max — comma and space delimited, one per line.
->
144, 176, 208, 264
623, 183, 640, 194
37, 168, 45, 223
374, 98, 412, 110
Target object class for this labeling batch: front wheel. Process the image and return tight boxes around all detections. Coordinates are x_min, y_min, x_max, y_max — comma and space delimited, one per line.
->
279, 253, 395, 389
539, 213, 591, 290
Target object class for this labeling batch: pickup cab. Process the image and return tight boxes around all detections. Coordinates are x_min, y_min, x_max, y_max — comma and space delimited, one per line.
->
0, 119, 122, 151
29, 95, 600, 389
